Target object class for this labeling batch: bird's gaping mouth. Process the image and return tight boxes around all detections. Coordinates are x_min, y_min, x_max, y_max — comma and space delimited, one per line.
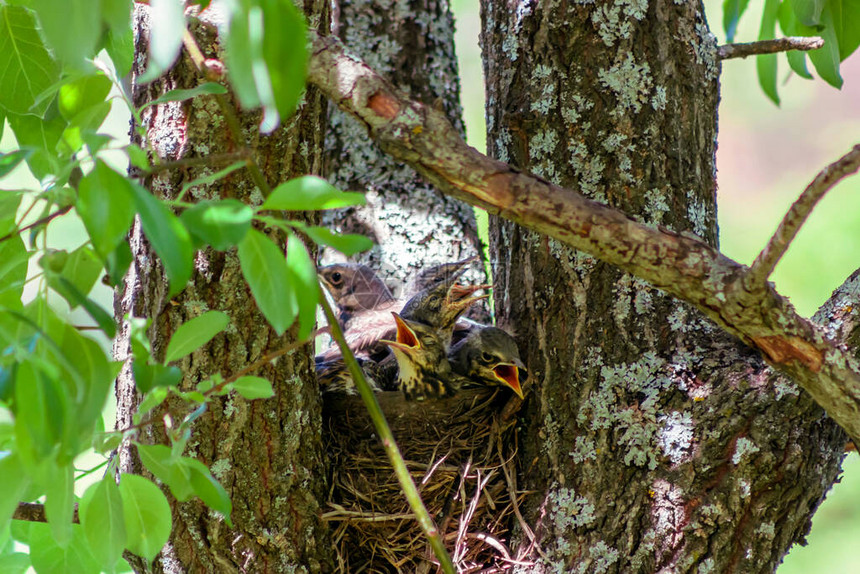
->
493, 363, 524, 399
380, 313, 420, 350
447, 283, 492, 313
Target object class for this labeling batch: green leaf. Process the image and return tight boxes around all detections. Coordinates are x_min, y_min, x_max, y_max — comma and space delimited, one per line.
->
132, 363, 181, 394
106, 25, 135, 78
60, 100, 112, 156
128, 181, 194, 297
0, 233, 28, 311
0, 453, 30, 534
779, 2, 815, 79
833, 0, 860, 61
179, 198, 253, 251
58, 75, 112, 121
102, 0, 133, 32
118, 474, 172, 562
105, 241, 133, 287
31, 0, 101, 70
183, 457, 232, 523
789, 0, 825, 25
723, 0, 751, 42
77, 161, 136, 260
259, 0, 308, 129
285, 233, 317, 340
48, 277, 116, 337
231, 375, 274, 400
261, 176, 365, 211
134, 387, 169, 423
136, 443, 193, 501
14, 362, 67, 462
164, 311, 230, 363
224, 2, 262, 111
756, 0, 781, 105
807, 2, 843, 87
138, 0, 186, 83
28, 523, 100, 574
44, 462, 75, 547
237, 228, 296, 335
0, 553, 29, 574
0, 149, 32, 178
302, 226, 373, 256
140, 82, 228, 111
0, 5, 61, 116
6, 106, 68, 180
61, 245, 103, 299
0, 191, 23, 233
80, 476, 127, 572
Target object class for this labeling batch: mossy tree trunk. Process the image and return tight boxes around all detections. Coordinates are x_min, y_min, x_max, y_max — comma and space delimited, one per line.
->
481, 1, 848, 572
114, 3, 333, 572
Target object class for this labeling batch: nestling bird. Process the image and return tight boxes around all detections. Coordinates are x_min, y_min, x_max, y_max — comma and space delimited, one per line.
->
448, 327, 526, 399
381, 313, 471, 400
400, 268, 490, 349
315, 356, 396, 395
318, 258, 486, 360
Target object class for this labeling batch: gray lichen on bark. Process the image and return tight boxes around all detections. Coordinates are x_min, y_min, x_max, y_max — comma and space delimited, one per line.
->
322, 0, 486, 294
480, 0, 847, 572
115, 4, 333, 572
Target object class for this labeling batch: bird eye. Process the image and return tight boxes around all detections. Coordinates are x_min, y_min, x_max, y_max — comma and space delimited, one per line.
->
330, 271, 343, 285
481, 352, 495, 364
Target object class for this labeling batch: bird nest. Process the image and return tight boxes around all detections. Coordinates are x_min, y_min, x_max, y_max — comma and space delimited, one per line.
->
322, 388, 535, 572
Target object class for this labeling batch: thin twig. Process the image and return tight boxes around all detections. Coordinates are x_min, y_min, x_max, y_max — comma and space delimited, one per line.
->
14, 502, 80, 524
0, 205, 72, 244
142, 151, 252, 175
747, 144, 860, 287
718, 36, 824, 60
319, 287, 457, 574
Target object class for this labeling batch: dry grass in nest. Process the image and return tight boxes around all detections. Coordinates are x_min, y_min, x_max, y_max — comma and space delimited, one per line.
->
322, 388, 536, 573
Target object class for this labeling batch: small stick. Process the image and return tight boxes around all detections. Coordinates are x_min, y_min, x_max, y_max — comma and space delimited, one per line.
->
718, 36, 824, 60
747, 144, 860, 287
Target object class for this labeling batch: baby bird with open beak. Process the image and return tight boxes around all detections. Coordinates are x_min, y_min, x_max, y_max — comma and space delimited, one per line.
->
448, 326, 526, 399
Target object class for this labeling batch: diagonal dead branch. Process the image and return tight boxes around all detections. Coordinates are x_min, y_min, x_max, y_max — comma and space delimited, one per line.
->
305, 31, 860, 442
717, 36, 825, 59
747, 145, 860, 287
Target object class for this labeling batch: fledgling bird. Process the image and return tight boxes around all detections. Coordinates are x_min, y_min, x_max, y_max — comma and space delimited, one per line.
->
381, 313, 471, 400
315, 356, 396, 395
448, 327, 526, 399
318, 258, 485, 361
400, 269, 490, 349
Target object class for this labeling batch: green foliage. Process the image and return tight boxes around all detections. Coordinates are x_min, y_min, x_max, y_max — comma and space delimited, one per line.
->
0, 0, 372, 568
728, 0, 860, 100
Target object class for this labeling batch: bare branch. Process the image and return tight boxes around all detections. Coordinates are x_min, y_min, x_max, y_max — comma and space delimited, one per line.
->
718, 36, 825, 60
748, 145, 860, 286
14, 502, 80, 524
306, 31, 860, 442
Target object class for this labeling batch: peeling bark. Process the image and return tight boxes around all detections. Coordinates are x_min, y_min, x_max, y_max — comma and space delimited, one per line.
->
115, 5, 333, 572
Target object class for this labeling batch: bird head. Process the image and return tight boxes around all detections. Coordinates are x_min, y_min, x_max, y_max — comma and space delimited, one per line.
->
401, 267, 490, 330
451, 327, 526, 399
319, 263, 394, 314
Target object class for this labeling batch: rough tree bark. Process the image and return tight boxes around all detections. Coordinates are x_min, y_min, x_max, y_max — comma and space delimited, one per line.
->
480, 1, 847, 572
114, 4, 333, 572
322, 0, 485, 290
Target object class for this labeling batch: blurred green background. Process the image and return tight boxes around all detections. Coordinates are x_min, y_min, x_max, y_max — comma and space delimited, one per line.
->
2, 0, 857, 570
449, 0, 860, 571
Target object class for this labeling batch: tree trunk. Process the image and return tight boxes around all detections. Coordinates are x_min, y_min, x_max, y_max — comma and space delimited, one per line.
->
114, 4, 333, 572
481, 1, 847, 572
322, 0, 485, 290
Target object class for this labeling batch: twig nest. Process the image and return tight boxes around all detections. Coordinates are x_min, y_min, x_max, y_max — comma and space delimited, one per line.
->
323, 388, 528, 572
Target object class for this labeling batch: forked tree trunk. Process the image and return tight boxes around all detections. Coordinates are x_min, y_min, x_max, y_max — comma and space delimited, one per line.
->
322, 0, 486, 290
481, 1, 848, 572
115, 4, 333, 572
